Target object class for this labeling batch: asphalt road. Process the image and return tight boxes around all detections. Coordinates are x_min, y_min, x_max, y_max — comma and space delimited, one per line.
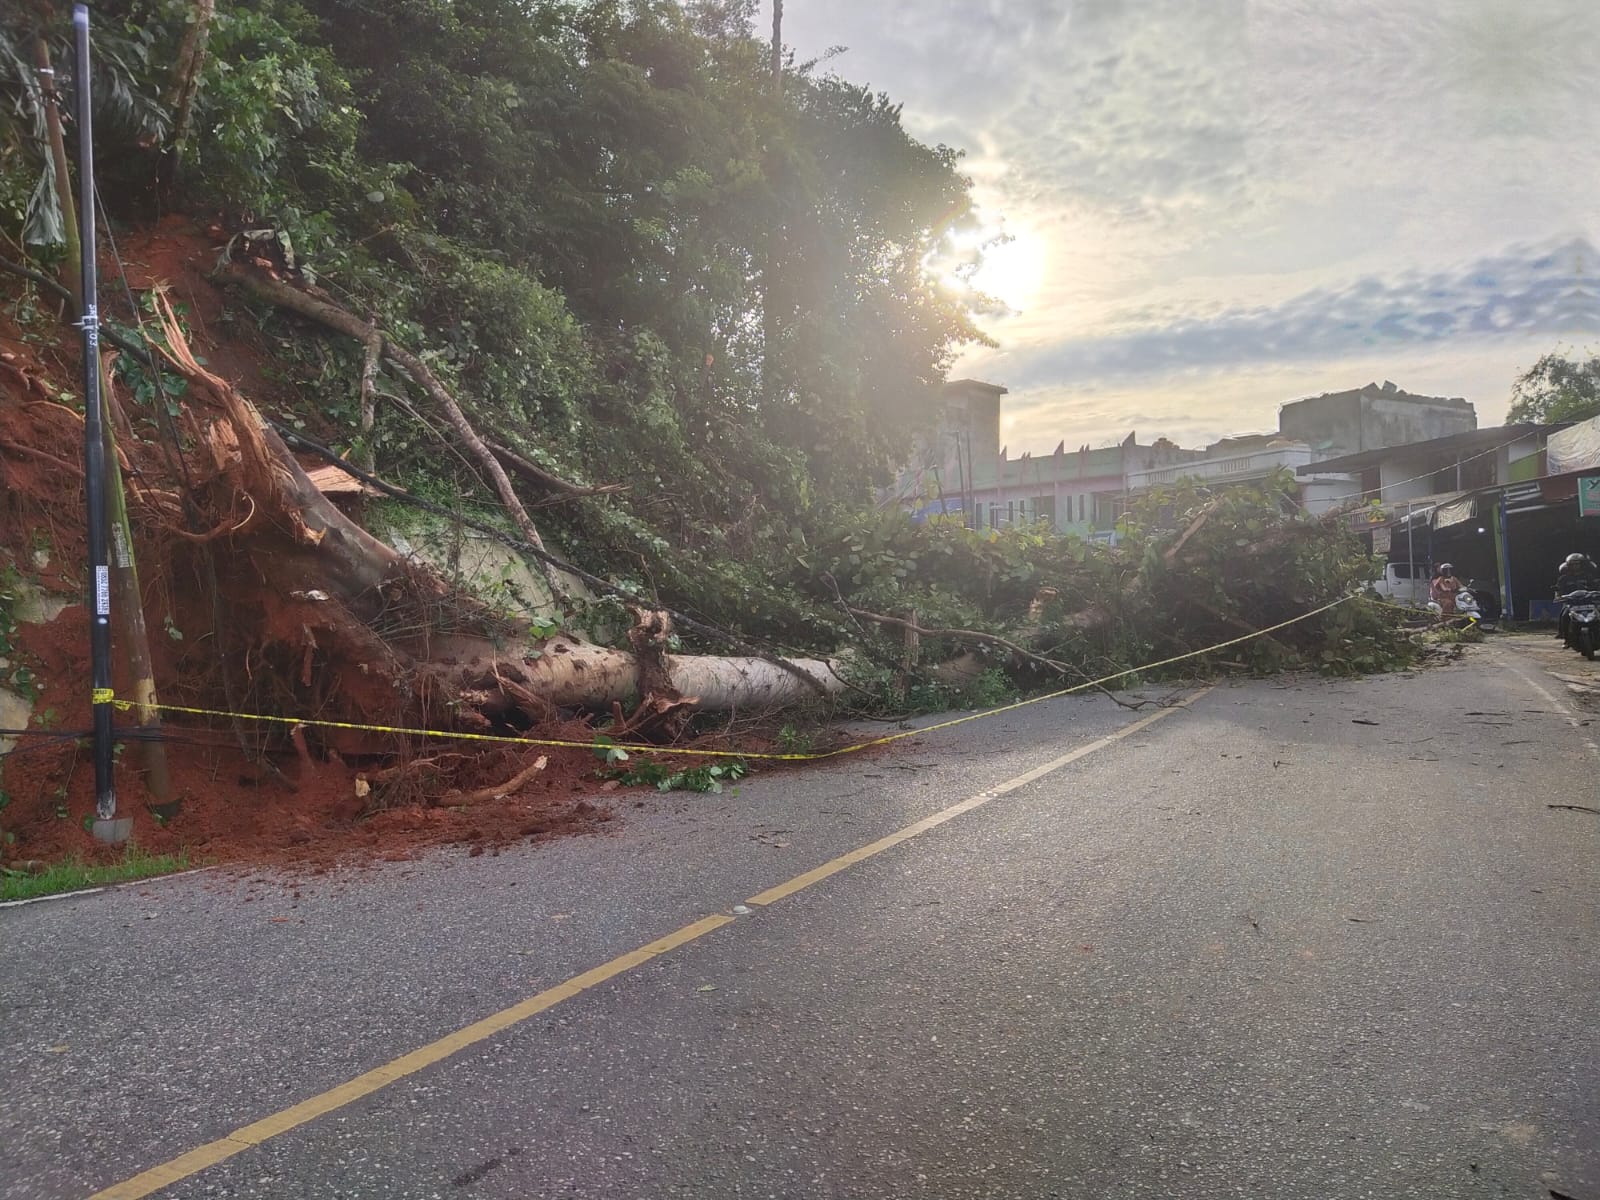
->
3, 640, 1597, 1200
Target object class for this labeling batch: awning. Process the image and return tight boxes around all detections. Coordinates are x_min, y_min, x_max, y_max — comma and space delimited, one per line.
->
1432, 494, 1478, 530
1383, 491, 1469, 531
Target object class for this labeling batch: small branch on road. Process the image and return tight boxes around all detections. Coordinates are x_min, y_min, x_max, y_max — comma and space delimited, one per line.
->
1546, 803, 1600, 815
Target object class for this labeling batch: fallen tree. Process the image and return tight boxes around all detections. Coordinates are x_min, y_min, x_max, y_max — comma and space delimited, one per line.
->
144, 292, 842, 753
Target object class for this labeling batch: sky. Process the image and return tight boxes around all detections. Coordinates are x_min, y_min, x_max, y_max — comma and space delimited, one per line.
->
770, 0, 1600, 453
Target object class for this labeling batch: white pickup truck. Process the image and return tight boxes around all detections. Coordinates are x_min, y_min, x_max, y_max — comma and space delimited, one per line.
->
1370, 561, 1430, 608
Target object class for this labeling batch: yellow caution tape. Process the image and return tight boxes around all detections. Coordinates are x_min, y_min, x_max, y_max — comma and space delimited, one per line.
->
91, 687, 116, 704
107, 594, 1361, 762
1369, 597, 1479, 627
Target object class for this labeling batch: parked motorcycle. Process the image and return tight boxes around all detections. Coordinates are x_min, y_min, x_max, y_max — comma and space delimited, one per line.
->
1557, 590, 1600, 661
1466, 580, 1501, 630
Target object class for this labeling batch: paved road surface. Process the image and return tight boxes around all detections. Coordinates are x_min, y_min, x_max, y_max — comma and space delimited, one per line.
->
3, 640, 1597, 1199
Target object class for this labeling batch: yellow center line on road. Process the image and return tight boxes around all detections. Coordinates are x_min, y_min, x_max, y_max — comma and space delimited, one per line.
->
746, 690, 1211, 907
86, 686, 1213, 1200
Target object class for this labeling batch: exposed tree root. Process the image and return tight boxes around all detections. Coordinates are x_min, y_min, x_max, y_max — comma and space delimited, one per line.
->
450, 755, 549, 804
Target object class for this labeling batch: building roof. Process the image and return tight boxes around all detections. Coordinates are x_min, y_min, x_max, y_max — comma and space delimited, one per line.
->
1279, 381, 1474, 413
1295, 424, 1548, 476
943, 378, 1008, 396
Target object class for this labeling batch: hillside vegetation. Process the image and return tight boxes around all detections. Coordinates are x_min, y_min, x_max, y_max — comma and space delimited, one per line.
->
0, 1, 1418, 865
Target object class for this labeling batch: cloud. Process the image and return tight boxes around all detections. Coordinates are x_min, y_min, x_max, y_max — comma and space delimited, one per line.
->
991, 237, 1599, 388
773, 0, 1600, 448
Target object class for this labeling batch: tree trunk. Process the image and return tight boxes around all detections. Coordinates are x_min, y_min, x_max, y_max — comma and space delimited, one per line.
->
162, 0, 215, 189
102, 373, 175, 806
32, 37, 81, 312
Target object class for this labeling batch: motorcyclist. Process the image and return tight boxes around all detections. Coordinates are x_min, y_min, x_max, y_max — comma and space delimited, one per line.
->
1555, 553, 1599, 642
1556, 553, 1599, 594
1430, 563, 1463, 616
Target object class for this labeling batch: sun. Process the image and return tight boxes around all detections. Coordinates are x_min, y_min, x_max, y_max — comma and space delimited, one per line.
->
968, 230, 1046, 313
929, 223, 1046, 314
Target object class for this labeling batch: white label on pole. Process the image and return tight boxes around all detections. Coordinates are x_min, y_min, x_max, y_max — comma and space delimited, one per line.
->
95, 565, 110, 616
111, 522, 130, 567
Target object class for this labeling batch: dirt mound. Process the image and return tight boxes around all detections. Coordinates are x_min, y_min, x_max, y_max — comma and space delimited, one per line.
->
1, 601, 618, 869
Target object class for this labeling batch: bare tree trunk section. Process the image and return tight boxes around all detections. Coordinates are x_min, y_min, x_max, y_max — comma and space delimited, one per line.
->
897, 606, 919, 701
488, 639, 841, 710
162, 0, 215, 189
103, 373, 174, 806
31, 37, 81, 312
771, 0, 784, 91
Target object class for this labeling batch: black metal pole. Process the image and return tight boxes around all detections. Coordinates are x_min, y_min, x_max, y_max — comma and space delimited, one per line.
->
74, 3, 116, 822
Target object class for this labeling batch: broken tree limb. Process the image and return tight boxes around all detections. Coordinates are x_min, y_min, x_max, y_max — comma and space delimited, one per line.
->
1164, 499, 1219, 565
219, 263, 571, 600
454, 754, 547, 803
487, 441, 625, 498
356, 324, 382, 471
1188, 596, 1297, 657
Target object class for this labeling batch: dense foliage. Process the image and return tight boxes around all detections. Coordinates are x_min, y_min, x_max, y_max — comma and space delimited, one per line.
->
1506, 352, 1600, 426
803, 470, 1413, 702
2, 0, 986, 638
1, 2, 1414, 708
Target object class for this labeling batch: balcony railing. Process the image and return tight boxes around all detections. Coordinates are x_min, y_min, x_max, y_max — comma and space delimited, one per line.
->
1127, 446, 1315, 491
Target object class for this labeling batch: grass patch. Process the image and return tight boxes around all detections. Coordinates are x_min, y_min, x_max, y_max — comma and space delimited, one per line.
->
1, 845, 193, 902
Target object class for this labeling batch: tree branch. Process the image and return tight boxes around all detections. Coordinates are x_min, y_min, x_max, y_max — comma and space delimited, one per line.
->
846, 607, 1149, 710
487, 441, 625, 498
219, 263, 572, 601
265, 423, 836, 698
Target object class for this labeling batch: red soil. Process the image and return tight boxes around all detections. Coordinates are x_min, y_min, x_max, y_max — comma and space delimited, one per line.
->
2, 604, 621, 872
